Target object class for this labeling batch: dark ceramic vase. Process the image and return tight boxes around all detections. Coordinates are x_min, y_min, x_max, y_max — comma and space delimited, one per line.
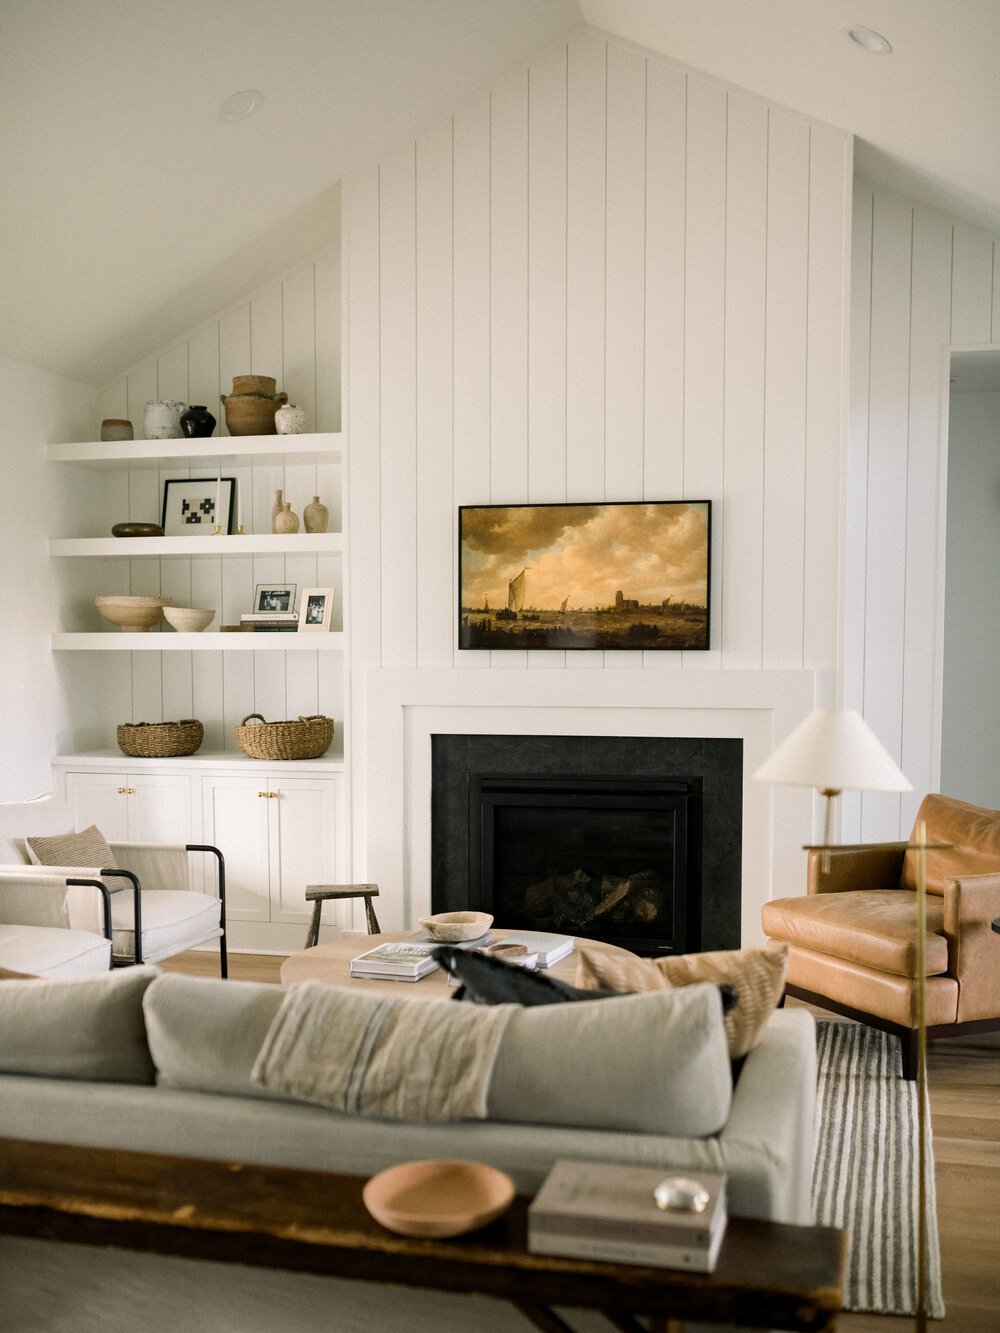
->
179, 405, 217, 438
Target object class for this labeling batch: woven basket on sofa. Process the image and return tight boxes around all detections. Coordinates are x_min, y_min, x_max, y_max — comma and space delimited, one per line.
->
234, 713, 335, 761
117, 719, 204, 758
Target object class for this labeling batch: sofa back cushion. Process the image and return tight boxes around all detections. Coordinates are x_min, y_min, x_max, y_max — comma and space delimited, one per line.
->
143, 973, 732, 1137
0, 966, 157, 1082
903, 793, 1000, 896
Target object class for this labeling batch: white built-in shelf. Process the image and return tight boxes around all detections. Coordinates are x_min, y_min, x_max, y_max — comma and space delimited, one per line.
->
50, 533, 343, 557
53, 749, 346, 772
52, 632, 346, 652
47, 432, 342, 471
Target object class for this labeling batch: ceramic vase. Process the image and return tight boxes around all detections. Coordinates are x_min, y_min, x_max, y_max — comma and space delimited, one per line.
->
220, 374, 287, 436
179, 404, 216, 438
275, 402, 307, 434
144, 400, 187, 440
303, 496, 329, 533
271, 489, 285, 533
101, 418, 133, 442
274, 501, 300, 534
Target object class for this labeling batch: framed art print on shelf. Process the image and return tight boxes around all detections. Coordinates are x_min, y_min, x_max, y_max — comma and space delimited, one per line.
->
253, 584, 297, 614
162, 477, 235, 536
298, 588, 335, 632
459, 500, 711, 651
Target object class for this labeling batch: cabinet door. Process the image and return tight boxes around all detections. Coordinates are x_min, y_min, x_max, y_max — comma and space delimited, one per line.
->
268, 776, 342, 924
201, 776, 272, 922
64, 771, 131, 842
127, 773, 195, 845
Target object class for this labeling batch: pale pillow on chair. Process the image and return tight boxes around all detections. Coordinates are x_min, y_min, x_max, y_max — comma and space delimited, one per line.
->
26, 826, 120, 879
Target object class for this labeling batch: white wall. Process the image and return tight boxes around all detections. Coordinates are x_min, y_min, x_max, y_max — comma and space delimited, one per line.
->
940, 389, 1000, 806
0, 355, 97, 800
343, 28, 851, 916
93, 241, 342, 752
848, 184, 1000, 840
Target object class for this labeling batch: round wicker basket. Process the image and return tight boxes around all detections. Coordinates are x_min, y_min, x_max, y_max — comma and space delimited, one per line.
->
234, 713, 334, 761
117, 719, 204, 758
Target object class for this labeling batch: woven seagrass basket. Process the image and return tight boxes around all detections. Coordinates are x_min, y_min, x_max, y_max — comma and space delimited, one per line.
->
234, 713, 334, 761
117, 719, 204, 758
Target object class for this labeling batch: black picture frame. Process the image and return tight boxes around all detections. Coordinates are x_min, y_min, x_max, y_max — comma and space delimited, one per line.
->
459, 500, 711, 651
161, 477, 236, 536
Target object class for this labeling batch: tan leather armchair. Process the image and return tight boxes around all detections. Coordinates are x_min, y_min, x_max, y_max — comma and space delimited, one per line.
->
762, 793, 1000, 1078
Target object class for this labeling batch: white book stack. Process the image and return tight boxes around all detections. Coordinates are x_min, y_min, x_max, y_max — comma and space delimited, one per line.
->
495, 931, 573, 967
349, 942, 441, 981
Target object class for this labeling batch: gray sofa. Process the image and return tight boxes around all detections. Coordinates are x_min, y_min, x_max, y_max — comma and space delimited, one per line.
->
0, 967, 818, 1332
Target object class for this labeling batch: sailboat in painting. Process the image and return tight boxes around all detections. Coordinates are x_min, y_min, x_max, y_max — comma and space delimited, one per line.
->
495, 568, 526, 621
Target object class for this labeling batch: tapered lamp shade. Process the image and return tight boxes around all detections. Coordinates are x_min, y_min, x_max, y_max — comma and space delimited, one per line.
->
752, 709, 911, 794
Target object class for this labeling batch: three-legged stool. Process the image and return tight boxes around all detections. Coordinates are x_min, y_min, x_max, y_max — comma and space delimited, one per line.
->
304, 883, 381, 948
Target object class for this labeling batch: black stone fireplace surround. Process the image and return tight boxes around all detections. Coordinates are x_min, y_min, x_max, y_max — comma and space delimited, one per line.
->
431, 734, 743, 956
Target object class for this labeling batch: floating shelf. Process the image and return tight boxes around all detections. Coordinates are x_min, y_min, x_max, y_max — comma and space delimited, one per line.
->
47, 432, 342, 471
52, 632, 346, 652
50, 533, 344, 557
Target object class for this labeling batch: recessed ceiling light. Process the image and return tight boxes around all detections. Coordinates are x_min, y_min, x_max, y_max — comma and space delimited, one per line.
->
217, 89, 265, 123
843, 24, 893, 55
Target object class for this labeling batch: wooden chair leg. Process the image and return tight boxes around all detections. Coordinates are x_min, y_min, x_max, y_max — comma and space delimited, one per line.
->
363, 895, 381, 934
305, 899, 324, 950
900, 1029, 919, 1080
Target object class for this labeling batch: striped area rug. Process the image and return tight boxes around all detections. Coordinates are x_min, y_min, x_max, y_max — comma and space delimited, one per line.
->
813, 1020, 945, 1317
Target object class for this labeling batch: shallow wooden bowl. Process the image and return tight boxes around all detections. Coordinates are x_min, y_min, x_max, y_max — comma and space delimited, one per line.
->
417, 910, 493, 942
95, 594, 172, 631
362, 1160, 515, 1238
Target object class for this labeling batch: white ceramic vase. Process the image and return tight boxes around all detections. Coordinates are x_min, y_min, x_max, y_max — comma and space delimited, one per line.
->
274, 402, 307, 434
144, 400, 187, 440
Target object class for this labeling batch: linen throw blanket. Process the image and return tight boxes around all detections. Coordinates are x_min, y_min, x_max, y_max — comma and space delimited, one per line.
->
251, 980, 516, 1121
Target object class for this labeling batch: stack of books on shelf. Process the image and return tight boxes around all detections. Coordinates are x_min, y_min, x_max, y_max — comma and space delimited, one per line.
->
528, 1161, 728, 1272
239, 611, 299, 633
349, 941, 442, 982
495, 930, 573, 967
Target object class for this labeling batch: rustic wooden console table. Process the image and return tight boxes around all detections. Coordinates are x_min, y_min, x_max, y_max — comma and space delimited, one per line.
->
0, 1138, 844, 1332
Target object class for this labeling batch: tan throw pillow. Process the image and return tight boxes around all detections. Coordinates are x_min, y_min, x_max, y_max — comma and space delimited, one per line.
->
574, 943, 788, 1059
26, 825, 119, 882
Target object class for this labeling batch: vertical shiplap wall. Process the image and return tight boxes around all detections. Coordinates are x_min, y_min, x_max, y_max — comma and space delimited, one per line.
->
847, 183, 1000, 841
343, 31, 851, 683
95, 241, 342, 751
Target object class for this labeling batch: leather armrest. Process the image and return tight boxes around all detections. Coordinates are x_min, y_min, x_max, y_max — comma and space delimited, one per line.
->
942, 872, 1000, 1021
806, 843, 905, 895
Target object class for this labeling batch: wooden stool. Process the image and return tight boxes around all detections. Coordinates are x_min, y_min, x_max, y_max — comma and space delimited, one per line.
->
304, 884, 381, 947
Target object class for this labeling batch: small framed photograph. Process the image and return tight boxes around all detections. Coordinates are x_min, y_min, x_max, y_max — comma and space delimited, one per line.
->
253, 583, 297, 614
162, 477, 235, 536
298, 587, 335, 632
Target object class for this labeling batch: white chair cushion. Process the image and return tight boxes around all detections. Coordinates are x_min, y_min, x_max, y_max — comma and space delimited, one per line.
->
110, 890, 221, 963
0, 924, 111, 977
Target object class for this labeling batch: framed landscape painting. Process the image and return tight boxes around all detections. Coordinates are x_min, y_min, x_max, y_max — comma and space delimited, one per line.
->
459, 501, 711, 651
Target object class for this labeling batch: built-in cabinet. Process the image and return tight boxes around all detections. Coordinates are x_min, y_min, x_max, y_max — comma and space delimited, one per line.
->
47, 432, 353, 951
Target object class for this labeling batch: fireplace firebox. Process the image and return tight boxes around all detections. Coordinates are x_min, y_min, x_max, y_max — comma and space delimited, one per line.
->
431, 735, 742, 956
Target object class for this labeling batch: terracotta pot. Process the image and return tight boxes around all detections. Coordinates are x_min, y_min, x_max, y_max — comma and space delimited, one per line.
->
220, 389, 289, 436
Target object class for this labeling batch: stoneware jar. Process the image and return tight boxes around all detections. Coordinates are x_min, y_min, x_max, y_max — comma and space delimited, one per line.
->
179, 404, 216, 438
273, 501, 300, 534
144, 400, 187, 440
220, 374, 287, 436
100, 418, 134, 442
275, 402, 307, 434
303, 496, 329, 533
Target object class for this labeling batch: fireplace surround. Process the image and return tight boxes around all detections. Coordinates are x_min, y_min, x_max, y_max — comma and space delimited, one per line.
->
431, 734, 743, 955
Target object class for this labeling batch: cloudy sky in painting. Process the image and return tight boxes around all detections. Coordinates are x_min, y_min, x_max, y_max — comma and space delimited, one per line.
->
460, 503, 709, 610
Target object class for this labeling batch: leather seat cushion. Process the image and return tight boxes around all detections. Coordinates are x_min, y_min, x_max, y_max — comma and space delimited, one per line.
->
762, 890, 948, 978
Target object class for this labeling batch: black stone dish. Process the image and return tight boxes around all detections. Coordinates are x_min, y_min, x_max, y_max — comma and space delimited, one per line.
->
111, 523, 164, 538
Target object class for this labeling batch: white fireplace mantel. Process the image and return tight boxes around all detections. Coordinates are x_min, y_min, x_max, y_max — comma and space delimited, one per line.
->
359, 667, 825, 944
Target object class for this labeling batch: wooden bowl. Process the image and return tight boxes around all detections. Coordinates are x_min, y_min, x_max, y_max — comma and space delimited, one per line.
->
95, 595, 172, 631
417, 910, 493, 942
111, 522, 163, 537
362, 1160, 515, 1238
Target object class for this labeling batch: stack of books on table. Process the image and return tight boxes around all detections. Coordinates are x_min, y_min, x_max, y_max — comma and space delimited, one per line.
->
494, 930, 573, 967
239, 612, 299, 633
528, 1160, 728, 1272
349, 941, 442, 982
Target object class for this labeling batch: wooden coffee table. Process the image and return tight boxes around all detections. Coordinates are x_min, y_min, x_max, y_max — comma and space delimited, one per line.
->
0, 1137, 846, 1331
279, 929, 633, 995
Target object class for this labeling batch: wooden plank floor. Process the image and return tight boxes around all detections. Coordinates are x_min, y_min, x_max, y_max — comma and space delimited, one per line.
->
163, 953, 1000, 1330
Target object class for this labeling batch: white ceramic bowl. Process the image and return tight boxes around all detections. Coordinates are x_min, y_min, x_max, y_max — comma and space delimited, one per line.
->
417, 910, 493, 942
95, 595, 172, 632
163, 606, 215, 633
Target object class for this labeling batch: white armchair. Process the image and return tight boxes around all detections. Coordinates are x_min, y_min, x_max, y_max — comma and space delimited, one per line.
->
0, 794, 227, 977
0, 869, 112, 976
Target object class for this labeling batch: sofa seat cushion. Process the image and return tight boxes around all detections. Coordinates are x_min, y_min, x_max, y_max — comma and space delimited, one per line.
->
0, 924, 111, 977
0, 966, 157, 1081
762, 890, 948, 978
111, 890, 221, 963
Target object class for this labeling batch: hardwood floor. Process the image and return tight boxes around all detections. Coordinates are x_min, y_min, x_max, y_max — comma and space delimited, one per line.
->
164, 953, 1000, 1330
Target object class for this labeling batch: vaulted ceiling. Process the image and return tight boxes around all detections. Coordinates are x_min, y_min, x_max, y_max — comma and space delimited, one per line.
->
2, 1, 997, 386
